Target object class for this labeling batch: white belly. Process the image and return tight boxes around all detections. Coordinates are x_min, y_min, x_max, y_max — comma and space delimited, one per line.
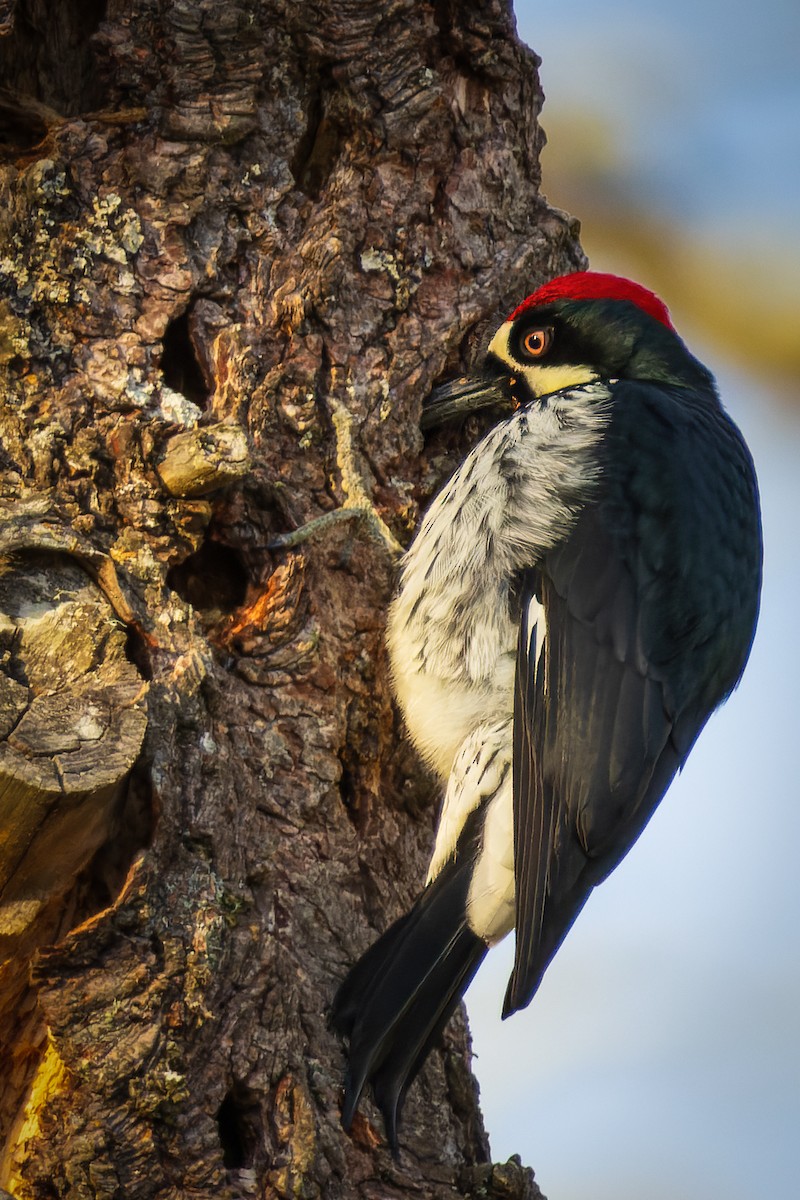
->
390, 653, 515, 780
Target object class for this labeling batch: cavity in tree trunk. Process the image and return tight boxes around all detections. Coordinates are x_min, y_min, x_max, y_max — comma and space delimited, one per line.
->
0, 1, 584, 1195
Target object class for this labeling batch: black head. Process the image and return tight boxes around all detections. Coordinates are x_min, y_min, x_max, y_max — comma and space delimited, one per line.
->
422, 272, 715, 429
486, 271, 715, 405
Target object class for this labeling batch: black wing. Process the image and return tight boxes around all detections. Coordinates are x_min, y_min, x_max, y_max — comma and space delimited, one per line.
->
504, 380, 761, 1017
505, 511, 681, 1016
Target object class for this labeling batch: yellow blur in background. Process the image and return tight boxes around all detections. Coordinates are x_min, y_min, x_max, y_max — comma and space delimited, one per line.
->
467, 6, 800, 1200
540, 107, 799, 390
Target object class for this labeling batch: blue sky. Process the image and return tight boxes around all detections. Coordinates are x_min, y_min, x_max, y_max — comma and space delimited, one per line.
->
520, 0, 800, 243
465, 5, 800, 1198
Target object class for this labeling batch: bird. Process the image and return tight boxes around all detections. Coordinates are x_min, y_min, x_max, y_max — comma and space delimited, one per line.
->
330, 270, 763, 1151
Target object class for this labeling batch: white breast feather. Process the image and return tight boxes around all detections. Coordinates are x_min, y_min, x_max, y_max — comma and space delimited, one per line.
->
387, 383, 609, 926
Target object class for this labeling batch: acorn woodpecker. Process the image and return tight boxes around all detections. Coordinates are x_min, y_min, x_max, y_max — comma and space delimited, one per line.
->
331, 271, 762, 1149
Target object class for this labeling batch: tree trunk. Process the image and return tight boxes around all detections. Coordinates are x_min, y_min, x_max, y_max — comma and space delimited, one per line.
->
0, 1, 584, 1195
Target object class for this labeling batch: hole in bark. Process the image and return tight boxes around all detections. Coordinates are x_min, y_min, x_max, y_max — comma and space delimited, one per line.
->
290, 85, 322, 190
290, 82, 342, 199
0, 0, 107, 132
167, 538, 248, 617
28, 1184, 58, 1200
218, 1087, 260, 1169
338, 756, 367, 832
161, 308, 211, 409
84, 760, 155, 909
124, 624, 153, 682
0, 93, 48, 154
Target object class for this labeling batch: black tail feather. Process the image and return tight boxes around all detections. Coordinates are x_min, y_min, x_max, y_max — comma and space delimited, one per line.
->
367, 927, 485, 1150
331, 825, 487, 1147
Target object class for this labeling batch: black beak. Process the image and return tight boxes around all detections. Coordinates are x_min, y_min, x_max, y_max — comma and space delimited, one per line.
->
421, 368, 511, 431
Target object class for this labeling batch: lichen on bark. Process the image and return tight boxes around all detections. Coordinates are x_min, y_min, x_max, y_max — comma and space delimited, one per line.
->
0, 1, 584, 1195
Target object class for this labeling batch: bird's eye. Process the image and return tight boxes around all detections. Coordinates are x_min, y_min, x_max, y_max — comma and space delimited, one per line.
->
521, 326, 553, 359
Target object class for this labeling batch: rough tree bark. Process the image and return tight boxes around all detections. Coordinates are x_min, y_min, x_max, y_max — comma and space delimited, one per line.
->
0, 1, 585, 1196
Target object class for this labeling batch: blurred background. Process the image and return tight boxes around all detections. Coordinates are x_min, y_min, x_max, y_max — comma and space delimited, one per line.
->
465, 3, 800, 1198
